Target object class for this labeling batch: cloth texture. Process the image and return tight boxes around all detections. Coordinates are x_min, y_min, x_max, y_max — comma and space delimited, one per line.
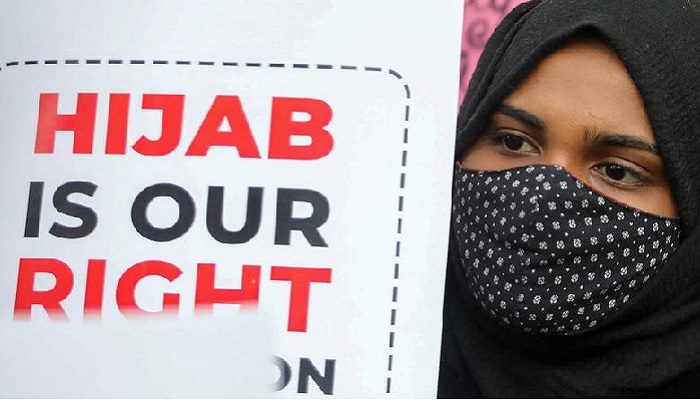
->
439, 0, 700, 397
453, 165, 680, 335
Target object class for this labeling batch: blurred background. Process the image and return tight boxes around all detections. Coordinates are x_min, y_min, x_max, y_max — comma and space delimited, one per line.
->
459, 0, 526, 103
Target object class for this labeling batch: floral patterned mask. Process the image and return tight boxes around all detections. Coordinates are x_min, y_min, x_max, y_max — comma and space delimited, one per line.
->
452, 164, 681, 334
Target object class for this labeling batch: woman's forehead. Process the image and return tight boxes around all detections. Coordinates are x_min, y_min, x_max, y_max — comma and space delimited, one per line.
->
502, 40, 656, 146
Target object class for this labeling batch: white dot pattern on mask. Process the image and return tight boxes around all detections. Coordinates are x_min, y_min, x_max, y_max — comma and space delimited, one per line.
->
452, 165, 681, 335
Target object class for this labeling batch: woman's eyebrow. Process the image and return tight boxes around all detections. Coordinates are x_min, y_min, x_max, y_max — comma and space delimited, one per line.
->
586, 130, 659, 154
497, 103, 547, 130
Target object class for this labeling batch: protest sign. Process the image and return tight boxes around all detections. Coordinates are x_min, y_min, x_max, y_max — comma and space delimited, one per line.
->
0, 1, 463, 397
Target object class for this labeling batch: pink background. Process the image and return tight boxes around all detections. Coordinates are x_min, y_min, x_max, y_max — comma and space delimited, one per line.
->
460, 0, 527, 103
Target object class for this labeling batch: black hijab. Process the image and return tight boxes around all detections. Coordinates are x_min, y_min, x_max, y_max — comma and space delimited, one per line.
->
439, 0, 700, 397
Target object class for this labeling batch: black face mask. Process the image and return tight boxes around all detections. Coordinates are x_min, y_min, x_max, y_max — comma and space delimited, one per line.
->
452, 164, 681, 335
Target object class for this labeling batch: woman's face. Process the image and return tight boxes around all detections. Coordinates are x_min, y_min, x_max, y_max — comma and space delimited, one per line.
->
461, 40, 677, 218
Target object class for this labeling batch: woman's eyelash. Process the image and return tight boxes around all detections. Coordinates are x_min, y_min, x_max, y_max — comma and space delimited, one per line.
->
487, 131, 537, 151
596, 163, 649, 185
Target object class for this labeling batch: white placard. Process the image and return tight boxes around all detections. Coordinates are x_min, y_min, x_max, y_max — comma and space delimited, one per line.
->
0, 1, 463, 397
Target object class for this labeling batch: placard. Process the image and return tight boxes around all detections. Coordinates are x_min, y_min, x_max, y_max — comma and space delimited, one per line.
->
0, 1, 463, 397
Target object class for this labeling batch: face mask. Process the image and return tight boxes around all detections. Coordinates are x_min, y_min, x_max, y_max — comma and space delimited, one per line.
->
452, 164, 681, 335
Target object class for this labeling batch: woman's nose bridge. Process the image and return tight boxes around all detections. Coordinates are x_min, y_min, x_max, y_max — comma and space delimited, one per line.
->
538, 151, 588, 183
539, 152, 571, 170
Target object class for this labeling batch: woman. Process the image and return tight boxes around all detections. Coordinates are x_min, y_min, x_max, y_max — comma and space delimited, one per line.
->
439, 0, 700, 397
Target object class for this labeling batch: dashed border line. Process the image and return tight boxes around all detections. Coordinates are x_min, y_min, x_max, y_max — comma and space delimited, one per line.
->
0, 58, 411, 395
1, 59, 413, 102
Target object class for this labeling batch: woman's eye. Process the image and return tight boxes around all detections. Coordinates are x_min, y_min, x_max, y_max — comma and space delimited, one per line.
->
500, 133, 536, 153
599, 163, 645, 184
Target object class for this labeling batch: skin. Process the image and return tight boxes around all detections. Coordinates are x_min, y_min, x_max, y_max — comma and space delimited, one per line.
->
460, 40, 678, 218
